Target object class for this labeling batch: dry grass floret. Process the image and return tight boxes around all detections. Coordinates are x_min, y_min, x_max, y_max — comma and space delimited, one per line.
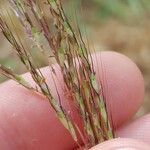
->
0, 0, 114, 148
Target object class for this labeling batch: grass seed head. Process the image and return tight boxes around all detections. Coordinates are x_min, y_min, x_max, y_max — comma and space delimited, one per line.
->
0, 0, 114, 148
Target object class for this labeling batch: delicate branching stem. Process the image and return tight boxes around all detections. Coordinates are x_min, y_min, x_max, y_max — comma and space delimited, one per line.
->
0, 64, 35, 90
0, 0, 114, 148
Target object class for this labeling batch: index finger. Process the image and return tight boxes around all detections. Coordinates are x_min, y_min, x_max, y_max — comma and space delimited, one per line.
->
0, 51, 144, 149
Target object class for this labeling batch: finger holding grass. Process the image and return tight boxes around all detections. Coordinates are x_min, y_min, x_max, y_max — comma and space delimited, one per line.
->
0, 0, 146, 149
0, 51, 145, 149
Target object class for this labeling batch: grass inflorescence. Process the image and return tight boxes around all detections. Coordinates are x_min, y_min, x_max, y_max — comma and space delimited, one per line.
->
0, 0, 114, 148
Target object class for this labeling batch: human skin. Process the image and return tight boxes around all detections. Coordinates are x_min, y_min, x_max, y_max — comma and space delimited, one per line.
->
0, 51, 149, 150
90, 138, 150, 150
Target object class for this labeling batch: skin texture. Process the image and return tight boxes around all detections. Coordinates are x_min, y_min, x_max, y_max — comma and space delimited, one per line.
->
0, 51, 147, 150
92, 52, 144, 128
116, 113, 150, 144
90, 138, 150, 150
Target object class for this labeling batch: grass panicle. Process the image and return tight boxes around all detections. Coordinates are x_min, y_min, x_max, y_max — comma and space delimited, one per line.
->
0, 0, 114, 148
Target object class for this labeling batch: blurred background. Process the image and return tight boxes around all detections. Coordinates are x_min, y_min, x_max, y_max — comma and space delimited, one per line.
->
0, 0, 150, 115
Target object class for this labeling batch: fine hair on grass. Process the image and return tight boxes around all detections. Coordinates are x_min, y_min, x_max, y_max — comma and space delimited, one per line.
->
0, 0, 114, 149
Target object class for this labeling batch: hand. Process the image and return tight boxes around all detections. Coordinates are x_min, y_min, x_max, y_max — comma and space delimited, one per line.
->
0, 51, 149, 150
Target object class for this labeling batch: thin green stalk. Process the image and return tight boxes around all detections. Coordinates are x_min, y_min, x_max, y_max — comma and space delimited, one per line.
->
0, 0, 114, 148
